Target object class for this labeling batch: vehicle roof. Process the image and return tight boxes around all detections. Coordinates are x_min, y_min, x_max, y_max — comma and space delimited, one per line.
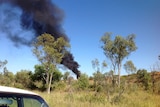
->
0, 86, 38, 95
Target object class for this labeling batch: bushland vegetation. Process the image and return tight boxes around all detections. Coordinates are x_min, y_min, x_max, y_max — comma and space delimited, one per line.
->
0, 66, 160, 106
0, 34, 160, 106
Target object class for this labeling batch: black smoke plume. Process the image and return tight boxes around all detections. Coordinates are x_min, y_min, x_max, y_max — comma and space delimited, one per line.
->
0, 0, 80, 78
61, 52, 81, 79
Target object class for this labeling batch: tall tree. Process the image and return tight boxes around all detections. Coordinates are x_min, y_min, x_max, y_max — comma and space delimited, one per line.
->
0, 60, 7, 70
92, 59, 107, 87
32, 33, 70, 94
100, 33, 137, 87
124, 60, 137, 75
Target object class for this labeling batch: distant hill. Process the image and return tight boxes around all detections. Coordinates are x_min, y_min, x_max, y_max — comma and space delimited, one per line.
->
122, 71, 160, 83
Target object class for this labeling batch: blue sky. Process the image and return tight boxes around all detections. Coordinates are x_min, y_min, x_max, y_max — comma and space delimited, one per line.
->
0, 0, 160, 76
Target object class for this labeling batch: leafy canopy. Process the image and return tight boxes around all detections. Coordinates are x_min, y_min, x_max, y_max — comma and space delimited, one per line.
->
124, 60, 137, 75
101, 33, 137, 64
33, 33, 70, 67
100, 32, 137, 87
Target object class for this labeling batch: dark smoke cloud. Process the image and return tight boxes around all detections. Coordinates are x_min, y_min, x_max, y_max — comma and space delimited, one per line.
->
61, 52, 81, 78
0, 0, 68, 41
0, 0, 80, 78
0, 3, 34, 46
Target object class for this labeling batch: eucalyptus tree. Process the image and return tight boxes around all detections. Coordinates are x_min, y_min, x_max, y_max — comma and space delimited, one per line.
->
101, 33, 137, 87
0, 60, 7, 71
124, 60, 137, 75
92, 59, 107, 88
32, 33, 70, 94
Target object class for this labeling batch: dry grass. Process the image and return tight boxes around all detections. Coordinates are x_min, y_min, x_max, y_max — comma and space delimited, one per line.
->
122, 91, 160, 107
36, 90, 160, 107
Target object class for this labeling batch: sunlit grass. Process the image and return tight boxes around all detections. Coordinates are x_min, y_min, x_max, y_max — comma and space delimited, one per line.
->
35, 90, 160, 107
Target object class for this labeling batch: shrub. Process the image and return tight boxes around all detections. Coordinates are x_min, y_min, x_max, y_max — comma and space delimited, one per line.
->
52, 81, 66, 91
96, 85, 103, 93
137, 69, 151, 90
73, 74, 89, 91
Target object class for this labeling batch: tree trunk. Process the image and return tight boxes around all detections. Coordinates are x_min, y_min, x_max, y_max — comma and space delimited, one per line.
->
46, 72, 49, 85
112, 72, 116, 87
118, 63, 121, 88
112, 66, 116, 87
47, 72, 53, 94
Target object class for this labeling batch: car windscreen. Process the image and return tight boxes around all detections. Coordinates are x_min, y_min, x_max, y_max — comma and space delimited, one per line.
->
0, 93, 49, 107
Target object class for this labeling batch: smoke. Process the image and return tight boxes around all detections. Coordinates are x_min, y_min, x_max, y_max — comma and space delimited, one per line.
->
0, 3, 35, 46
0, 0, 68, 41
62, 52, 81, 78
0, 0, 80, 78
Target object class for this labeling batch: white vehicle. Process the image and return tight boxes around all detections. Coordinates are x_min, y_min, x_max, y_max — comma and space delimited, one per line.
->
0, 86, 49, 107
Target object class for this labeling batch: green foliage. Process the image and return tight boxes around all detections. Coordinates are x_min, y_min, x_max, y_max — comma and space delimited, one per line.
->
137, 69, 151, 90
78, 94, 106, 104
0, 60, 7, 69
93, 71, 105, 88
0, 65, 63, 91
96, 85, 103, 93
30, 65, 46, 90
124, 60, 137, 75
52, 81, 66, 91
101, 33, 137, 62
73, 74, 89, 91
31, 65, 63, 91
31, 65, 45, 81
32, 33, 70, 93
0, 71, 15, 87
92, 58, 100, 72
91, 58, 108, 91
52, 69, 63, 82
100, 33, 137, 87
63, 71, 70, 82
91, 58, 107, 73
32, 33, 70, 65
15, 70, 32, 89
